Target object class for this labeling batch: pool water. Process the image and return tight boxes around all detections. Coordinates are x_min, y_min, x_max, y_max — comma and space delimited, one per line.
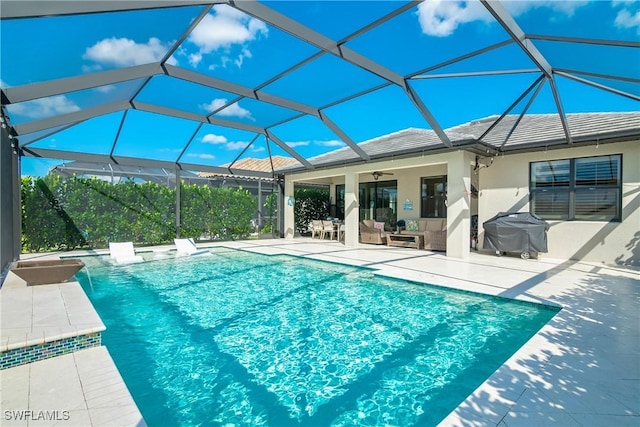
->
76, 248, 558, 426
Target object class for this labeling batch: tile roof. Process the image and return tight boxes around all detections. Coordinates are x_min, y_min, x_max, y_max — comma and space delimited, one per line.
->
450, 112, 640, 149
226, 156, 301, 172
278, 112, 640, 172
198, 155, 300, 179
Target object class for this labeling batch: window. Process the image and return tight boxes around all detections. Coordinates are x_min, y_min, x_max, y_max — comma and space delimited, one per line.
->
421, 176, 447, 218
530, 154, 621, 221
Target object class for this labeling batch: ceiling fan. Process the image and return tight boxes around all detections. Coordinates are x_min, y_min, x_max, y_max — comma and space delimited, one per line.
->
371, 171, 394, 180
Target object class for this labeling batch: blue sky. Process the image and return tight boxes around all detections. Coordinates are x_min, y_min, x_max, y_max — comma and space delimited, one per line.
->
1, 0, 638, 176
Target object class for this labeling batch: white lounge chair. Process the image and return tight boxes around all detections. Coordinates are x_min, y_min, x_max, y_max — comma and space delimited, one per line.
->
109, 242, 144, 264
174, 238, 211, 256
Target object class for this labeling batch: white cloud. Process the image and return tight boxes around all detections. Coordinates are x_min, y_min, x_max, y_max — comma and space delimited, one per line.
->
615, 8, 640, 34
190, 6, 267, 51
226, 141, 250, 150
416, 0, 491, 37
416, 0, 589, 37
202, 133, 228, 144
286, 141, 310, 148
218, 103, 253, 119
316, 139, 345, 147
188, 52, 203, 68
201, 133, 249, 151
200, 98, 253, 120
187, 153, 215, 159
83, 37, 176, 68
187, 5, 267, 68
252, 146, 266, 153
9, 96, 80, 119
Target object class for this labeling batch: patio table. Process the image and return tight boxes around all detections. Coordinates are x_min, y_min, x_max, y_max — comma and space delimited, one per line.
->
386, 233, 422, 249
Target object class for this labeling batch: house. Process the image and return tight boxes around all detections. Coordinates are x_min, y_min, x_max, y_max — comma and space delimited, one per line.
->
279, 112, 640, 266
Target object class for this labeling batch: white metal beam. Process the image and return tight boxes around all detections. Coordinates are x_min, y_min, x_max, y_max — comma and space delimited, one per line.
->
21, 146, 274, 178
3, 63, 163, 104
230, 0, 452, 147
554, 71, 640, 102
526, 34, 640, 48
264, 130, 314, 169
132, 100, 265, 134
165, 64, 318, 116
481, 0, 572, 144
0, 1, 220, 19
231, 1, 405, 86
14, 100, 130, 135
404, 84, 453, 147
317, 111, 370, 161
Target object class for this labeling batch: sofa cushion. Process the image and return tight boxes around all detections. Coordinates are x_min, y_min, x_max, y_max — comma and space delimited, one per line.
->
373, 221, 385, 231
426, 220, 443, 231
405, 219, 419, 232
363, 219, 375, 228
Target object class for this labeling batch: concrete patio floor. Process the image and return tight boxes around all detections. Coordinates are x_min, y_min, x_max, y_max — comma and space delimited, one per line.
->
1, 238, 638, 426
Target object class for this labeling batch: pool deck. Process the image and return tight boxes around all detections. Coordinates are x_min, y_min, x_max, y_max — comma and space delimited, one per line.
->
1, 238, 638, 426
0, 254, 146, 427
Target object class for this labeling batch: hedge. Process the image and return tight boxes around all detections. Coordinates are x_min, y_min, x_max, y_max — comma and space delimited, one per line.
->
21, 175, 256, 253
293, 187, 330, 235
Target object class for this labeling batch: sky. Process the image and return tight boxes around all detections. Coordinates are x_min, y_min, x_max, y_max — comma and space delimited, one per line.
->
0, 0, 638, 176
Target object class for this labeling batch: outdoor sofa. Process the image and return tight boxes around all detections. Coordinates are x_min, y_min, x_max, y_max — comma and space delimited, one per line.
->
399, 219, 447, 251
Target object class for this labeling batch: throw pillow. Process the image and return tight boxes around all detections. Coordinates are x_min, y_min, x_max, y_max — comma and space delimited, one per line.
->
406, 219, 419, 232
373, 221, 385, 231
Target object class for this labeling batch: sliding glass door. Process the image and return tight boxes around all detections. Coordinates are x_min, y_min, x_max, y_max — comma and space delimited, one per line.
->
336, 180, 398, 228
359, 180, 398, 228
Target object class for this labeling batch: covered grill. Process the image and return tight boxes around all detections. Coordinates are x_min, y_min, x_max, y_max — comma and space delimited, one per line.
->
483, 212, 550, 259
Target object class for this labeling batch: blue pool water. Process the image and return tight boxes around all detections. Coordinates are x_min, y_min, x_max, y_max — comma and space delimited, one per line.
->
76, 248, 558, 426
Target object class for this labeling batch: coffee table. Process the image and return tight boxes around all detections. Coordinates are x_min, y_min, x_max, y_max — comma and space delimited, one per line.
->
386, 233, 422, 249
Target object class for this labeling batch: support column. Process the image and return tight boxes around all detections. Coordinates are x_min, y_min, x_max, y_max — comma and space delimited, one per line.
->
344, 171, 359, 247
283, 176, 295, 239
257, 178, 262, 231
329, 183, 336, 218
1, 129, 21, 278
175, 167, 181, 238
446, 151, 474, 258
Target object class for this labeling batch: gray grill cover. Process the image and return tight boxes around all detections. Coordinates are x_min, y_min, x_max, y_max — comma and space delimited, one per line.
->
483, 212, 550, 253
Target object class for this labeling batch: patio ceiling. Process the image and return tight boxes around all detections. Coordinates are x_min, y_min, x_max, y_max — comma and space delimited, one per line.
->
1, 1, 638, 178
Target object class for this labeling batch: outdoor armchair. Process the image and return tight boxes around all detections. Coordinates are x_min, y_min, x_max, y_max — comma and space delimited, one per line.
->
359, 219, 387, 245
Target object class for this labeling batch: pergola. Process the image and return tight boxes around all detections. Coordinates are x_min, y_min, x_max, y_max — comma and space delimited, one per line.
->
1, 0, 638, 272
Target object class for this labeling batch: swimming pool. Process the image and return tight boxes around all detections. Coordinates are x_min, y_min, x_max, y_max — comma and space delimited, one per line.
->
76, 248, 558, 426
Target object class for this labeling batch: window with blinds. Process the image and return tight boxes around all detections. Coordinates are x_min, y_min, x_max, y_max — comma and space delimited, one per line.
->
530, 154, 621, 221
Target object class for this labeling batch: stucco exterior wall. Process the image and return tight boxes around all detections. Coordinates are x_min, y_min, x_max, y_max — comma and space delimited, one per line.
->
286, 141, 637, 265
477, 140, 639, 266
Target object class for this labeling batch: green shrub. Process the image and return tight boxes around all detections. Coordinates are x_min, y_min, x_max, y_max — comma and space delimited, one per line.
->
293, 186, 330, 235
21, 175, 256, 252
